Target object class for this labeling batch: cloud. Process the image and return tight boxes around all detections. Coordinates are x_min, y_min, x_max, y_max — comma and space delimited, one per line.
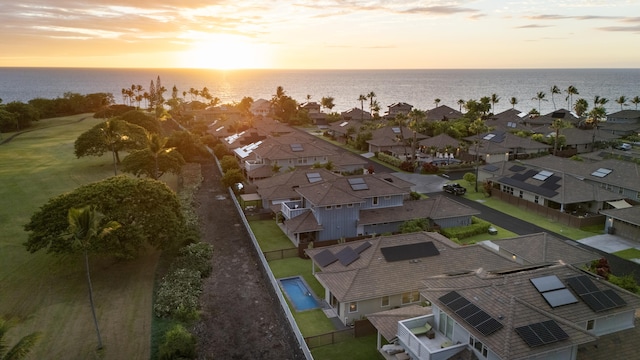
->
400, 5, 480, 16
515, 24, 554, 29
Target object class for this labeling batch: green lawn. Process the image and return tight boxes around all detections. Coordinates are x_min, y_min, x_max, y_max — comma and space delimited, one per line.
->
0, 115, 160, 359
249, 220, 294, 252
311, 334, 385, 360
613, 248, 640, 261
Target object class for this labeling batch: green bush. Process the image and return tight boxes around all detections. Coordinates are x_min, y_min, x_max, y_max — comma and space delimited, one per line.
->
159, 324, 196, 360
171, 242, 214, 278
441, 217, 491, 240
154, 268, 203, 322
377, 152, 403, 167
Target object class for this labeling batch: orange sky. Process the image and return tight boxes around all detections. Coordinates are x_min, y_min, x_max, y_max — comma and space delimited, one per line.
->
2, 1, 640, 69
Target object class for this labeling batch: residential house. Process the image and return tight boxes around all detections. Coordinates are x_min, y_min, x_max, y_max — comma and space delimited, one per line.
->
299, 101, 326, 126
486, 108, 530, 132
465, 131, 551, 163
305, 231, 601, 329
341, 107, 373, 121
537, 126, 619, 155
249, 98, 272, 118
280, 172, 475, 244
523, 109, 581, 128
399, 262, 640, 360
523, 156, 640, 202
600, 206, 640, 239
326, 119, 365, 143
366, 126, 427, 156
426, 105, 463, 122
416, 133, 464, 164
600, 110, 640, 136
478, 160, 623, 214
385, 102, 414, 119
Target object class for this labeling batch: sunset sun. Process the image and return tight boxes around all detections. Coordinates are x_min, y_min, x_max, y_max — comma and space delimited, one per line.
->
180, 34, 268, 70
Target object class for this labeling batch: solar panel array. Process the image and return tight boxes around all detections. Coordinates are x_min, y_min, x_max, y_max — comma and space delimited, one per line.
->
483, 164, 500, 172
438, 291, 503, 336
530, 275, 578, 308
509, 165, 526, 172
348, 177, 369, 191
515, 320, 569, 348
312, 241, 372, 268
380, 241, 440, 262
566, 275, 627, 312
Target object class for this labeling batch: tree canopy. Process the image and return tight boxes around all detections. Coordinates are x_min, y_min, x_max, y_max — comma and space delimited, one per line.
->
120, 133, 185, 179
73, 119, 147, 162
24, 176, 186, 259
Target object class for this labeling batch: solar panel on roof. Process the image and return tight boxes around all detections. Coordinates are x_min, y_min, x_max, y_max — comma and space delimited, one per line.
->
531, 275, 565, 293
591, 168, 613, 178
380, 241, 440, 262
542, 289, 579, 308
290, 143, 304, 152
439, 291, 461, 305
475, 318, 503, 336
348, 178, 365, 185
455, 303, 481, 319
306, 172, 322, 183
314, 249, 337, 267
566, 275, 627, 312
353, 241, 372, 254
336, 247, 359, 266
516, 320, 569, 348
509, 165, 526, 172
447, 296, 471, 312
351, 183, 369, 191
466, 311, 491, 327
483, 164, 500, 172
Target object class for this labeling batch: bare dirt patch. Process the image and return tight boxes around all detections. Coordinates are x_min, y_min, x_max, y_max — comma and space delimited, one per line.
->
192, 160, 305, 360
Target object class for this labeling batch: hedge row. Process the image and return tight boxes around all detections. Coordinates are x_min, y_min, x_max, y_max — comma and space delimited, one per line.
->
376, 152, 403, 168
440, 217, 491, 239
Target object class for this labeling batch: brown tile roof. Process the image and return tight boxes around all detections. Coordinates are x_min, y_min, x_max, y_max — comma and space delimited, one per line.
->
426, 105, 463, 121
421, 264, 640, 360
296, 174, 409, 206
417, 133, 462, 150
254, 168, 341, 202
358, 196, 480, 226
367, 126, 427, 147
285, 210, 323, 234
599, 206, 640, 226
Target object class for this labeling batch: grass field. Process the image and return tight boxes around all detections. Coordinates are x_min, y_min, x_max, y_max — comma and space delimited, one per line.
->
0, 115, 166, 359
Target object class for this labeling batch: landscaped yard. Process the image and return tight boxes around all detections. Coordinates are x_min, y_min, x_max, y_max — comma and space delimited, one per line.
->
0, 115, 169, 359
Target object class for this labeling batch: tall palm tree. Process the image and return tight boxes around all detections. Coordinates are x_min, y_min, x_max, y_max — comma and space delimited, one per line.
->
0, 318, 41, 360
434, 98, 441, 107
469, 118, 489, 192
101, 120, 123, 176
320, 96, 335, 112
510, 97, 518, 109
457, 99, 465, 112
565, 85, 579, 109
532, 91, 548, 113
358, 94, 367, 121
366, 91, 376, 114
550, 85, 560, 110
67, 206, 120, 350
615, 96, 628, 110
148, 133, 171, 180
574, 98, 589, 117
550, 119, 570, 156
631, 96, 640, 110
490, 93, 500, 114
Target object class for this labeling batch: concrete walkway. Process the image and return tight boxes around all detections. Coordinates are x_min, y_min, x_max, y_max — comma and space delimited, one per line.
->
578, 234, 640, 259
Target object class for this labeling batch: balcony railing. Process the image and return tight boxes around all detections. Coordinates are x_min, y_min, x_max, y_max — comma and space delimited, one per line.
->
281, 201, 306, 220
397, 315, 465, 360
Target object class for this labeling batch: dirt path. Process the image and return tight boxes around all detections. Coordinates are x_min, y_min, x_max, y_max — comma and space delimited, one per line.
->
192, 160, 305, 360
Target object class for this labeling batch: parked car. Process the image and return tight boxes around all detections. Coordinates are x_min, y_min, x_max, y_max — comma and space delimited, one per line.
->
443, 183, 467, 195
488, 226, 498, 235
614, 143, 632, 151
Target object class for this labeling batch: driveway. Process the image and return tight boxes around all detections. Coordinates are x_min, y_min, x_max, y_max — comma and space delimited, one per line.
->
391, 172, 451, 194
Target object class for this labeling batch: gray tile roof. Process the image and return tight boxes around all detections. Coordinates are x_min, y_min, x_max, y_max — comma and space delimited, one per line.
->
426, 105, 463, 121
599, 206, 640, 226
296, 174, 409, 207
254, 168, 341, 203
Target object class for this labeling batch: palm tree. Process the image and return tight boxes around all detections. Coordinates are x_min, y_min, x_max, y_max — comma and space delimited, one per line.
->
0, 318, 41, 360
574, 98, 589, 117
358, 94, 367, 121
148, 133, 172, 180
631, 96, 640, 110
320, 96, 335, 112
490, 93, 500, 114
565, 85, 579, 109
434, 98, 441, 108
615, 96, 628, 110
67, 206, 120, 350
457, 99, 465, 112
550, 118, 570, 156
550, 85, 560, 110
510, 97, 518, 109
532, 91, 548, 113
469, 118, 489, 192
366, 91, 376, 114
101, 120, 124, 176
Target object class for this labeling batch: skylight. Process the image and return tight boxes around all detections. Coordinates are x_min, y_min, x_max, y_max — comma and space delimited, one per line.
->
391, 127, 401, 134
532, 170, 554, 181
339, 121, 349, 127
306, 172, 322, 183
348, 177, 368, 191
507, 122, 516, 128
591, 168, 612, 178
483, 133, 496, 140
290, 143, 304, 152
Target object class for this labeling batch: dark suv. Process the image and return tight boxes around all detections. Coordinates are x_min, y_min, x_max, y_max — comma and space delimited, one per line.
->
443, 183, 467, 195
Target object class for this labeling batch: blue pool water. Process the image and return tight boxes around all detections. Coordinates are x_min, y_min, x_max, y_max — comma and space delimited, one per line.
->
279, 277, 320, 311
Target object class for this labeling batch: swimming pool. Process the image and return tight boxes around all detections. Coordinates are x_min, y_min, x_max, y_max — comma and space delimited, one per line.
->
279, 276, 320, 311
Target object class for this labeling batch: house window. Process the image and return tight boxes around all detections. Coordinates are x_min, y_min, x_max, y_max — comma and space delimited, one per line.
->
373, 197, 379, 206
534, 195, 539, 204
349, 302, 358, 313
326, 205, 333, 210
347, 203, 354, 208
401, 291, 420, 304
587, 319, 595, 330
381, 296, 390, 307
335, 204, 342, 209
519, 190, 523, 198
470, 336, 488, 358
440, 312, 454, 339
384, 196, 391, 200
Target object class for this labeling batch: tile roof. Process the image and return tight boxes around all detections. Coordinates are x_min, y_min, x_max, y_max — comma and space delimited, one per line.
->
295, 174, 409, 206
417, 133, 461, 149
599, 206, 640, 226
358, 196, 480, 226
426, 105, 463, 121
254, 168, 341, 202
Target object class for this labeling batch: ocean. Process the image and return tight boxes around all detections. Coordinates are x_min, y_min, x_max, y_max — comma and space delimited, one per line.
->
1, 68, 639, 115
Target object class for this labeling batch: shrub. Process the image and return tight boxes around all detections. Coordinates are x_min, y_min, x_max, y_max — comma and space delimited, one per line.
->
441, 217, 491, 240
171, 242, 214, 278
399, 161, 416, 172
463, 172, 476, 187
159, 324, 196, 360
220, 155, 240, 172
213, 143, 230, 159
154, 268, 203, 322
377, 152, 403, 168
421, 162, 439, 174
